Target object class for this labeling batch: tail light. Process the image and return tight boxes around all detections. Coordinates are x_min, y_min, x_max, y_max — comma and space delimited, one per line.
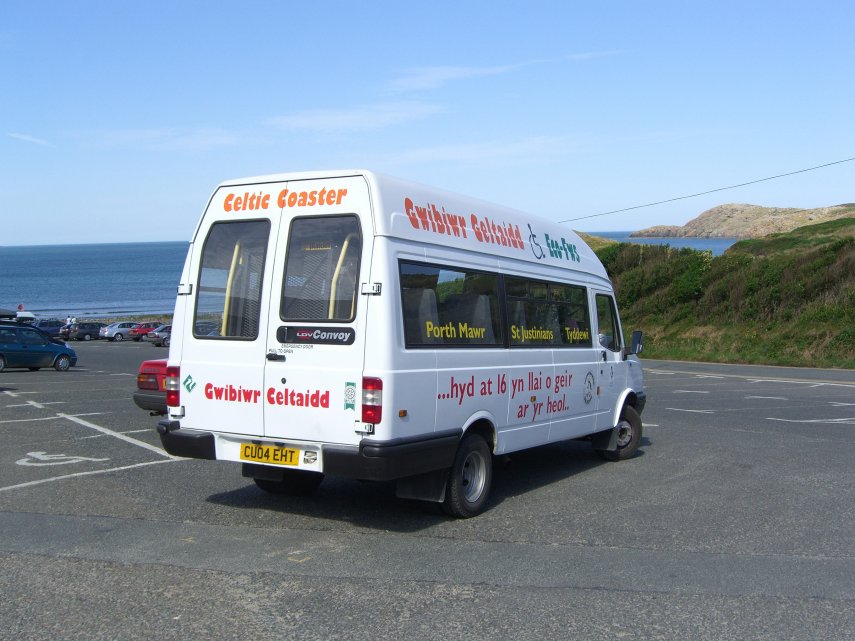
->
166, 366, 181, 407
137, 372, 159, 391
361, 377, 383, 424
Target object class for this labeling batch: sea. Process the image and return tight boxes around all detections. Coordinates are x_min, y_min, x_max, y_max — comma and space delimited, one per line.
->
0, 234, 737, 319
0, 242, 187, 319
591, 232, 738, 256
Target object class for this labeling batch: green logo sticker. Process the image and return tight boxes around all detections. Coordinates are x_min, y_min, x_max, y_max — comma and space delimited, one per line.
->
344, 382, 356, 410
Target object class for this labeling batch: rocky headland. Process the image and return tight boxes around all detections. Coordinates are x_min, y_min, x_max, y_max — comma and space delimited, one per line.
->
632, 203, 855, 238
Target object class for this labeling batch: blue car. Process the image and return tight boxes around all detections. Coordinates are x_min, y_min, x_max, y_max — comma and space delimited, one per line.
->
0, 323, 78, 372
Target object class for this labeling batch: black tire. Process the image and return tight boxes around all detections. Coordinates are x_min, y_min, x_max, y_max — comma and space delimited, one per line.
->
0, 355, 4, 372
442, 433, 492, 518
83, 333, 92, 341
599, 405, 642, 461
163, 336, 170, 347
254, 470, 324, 496
54, 354, 71, 372
114, 333, 124, 342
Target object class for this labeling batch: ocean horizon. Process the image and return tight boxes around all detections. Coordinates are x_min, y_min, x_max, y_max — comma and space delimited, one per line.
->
1, 234, 736, 319
0, 241, 187, 319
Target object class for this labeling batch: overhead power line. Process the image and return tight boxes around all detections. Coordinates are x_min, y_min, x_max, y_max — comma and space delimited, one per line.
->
559, 156, 855, 223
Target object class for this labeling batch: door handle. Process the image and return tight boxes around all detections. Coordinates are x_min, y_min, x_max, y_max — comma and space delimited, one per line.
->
601, 350, 607, 362
266, 353, 286, 362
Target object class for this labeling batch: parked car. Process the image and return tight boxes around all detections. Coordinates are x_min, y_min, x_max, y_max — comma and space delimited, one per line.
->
194, 320, 219, 336
67, 322, 106, 341
100, 321, 139, 342
144, 324, 171, 347
32, 318, 65, 337
0, 321, 77, 372
130, 321, 163, 342
133, 358, 167, 414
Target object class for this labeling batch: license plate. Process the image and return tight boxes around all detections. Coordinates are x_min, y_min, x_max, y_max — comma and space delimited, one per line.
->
239, 443, 300, 466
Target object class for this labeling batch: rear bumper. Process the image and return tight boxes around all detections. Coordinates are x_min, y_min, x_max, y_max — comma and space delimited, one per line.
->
157, 421, 460, 481
134, 390, 167, 414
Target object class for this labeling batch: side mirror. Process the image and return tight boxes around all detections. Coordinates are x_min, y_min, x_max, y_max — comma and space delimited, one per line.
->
627, 329, 644, 356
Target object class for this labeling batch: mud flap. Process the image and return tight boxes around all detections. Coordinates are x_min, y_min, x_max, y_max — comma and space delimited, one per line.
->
396, 468, 449, 503
591, 426, 619, 452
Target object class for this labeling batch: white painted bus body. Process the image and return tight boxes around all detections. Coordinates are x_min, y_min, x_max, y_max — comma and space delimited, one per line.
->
158, 170, 646, 514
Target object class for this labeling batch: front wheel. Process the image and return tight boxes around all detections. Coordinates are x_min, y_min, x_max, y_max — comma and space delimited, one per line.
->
54, 355, 71, 372
0, 355, 5, 372
114, 333, 124, 342
83, 333, 92, 341
442, 433, 492, 518
599, 405, 642, 461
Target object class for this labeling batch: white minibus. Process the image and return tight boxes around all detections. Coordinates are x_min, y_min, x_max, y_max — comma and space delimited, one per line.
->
158, 170, 646, 517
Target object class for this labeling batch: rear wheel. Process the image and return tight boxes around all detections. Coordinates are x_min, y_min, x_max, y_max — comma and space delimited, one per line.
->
253, 470, 324, 496
442, 433, 492, 518
83, 333, 92, 341
598, 405, 642, 461
114, 333, 124, 342
163, 336, 170, 347
0, 355, 5, 372
54, 355, 71, 372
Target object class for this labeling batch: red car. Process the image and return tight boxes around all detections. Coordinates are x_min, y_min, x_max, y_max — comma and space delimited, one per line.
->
130, 321, 164, 342
133, 358, 167, 414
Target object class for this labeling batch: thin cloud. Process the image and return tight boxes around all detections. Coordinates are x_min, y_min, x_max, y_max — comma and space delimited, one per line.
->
8, 132, 49, 146
267, 101, 442, 133
388, 63, 529, 93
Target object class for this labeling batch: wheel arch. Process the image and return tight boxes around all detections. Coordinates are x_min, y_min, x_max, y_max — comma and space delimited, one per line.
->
610, 388, 642, 428
462, 414, 497, 453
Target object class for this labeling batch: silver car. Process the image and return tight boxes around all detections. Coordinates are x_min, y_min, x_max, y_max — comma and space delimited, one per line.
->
100, 321, 139, 342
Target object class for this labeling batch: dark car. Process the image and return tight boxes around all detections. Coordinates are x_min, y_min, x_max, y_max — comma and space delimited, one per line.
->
32, 318, 65, 337
134, 358, 167, 414
130, 321, 164, 342
0, 322, 77, 372
144, 324, 171, 347
67, 322, 106, 341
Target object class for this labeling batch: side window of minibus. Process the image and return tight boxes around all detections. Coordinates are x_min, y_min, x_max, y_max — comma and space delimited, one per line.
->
506, 278, 591, 348
595, 294, 622, 352
399, 261, 503, 347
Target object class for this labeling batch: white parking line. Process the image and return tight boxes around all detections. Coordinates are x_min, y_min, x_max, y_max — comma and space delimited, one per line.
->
57, 413, 176, 459
81, 428, 155, 440
767, 417, 855, 425
667, 408, 716, 414
745, 396, 788, 400
673, 390, 709, 394
0, 413, 105, 425
0, 459, 182, 493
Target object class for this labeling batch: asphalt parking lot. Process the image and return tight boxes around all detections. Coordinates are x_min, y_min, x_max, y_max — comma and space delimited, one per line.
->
1, 341, 853, 640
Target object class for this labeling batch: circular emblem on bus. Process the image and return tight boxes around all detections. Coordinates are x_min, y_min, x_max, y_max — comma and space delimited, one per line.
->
584, 372, 595, 404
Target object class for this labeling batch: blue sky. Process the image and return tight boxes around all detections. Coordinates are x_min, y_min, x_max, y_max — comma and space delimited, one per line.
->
2, 1, 853, 246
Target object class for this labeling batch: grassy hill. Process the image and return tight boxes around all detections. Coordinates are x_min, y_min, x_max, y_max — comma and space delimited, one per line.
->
597, 217, 855, 368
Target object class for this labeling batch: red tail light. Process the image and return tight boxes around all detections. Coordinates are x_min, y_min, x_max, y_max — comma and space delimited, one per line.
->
361, 377, 383, 424
166, 366, 181, 407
